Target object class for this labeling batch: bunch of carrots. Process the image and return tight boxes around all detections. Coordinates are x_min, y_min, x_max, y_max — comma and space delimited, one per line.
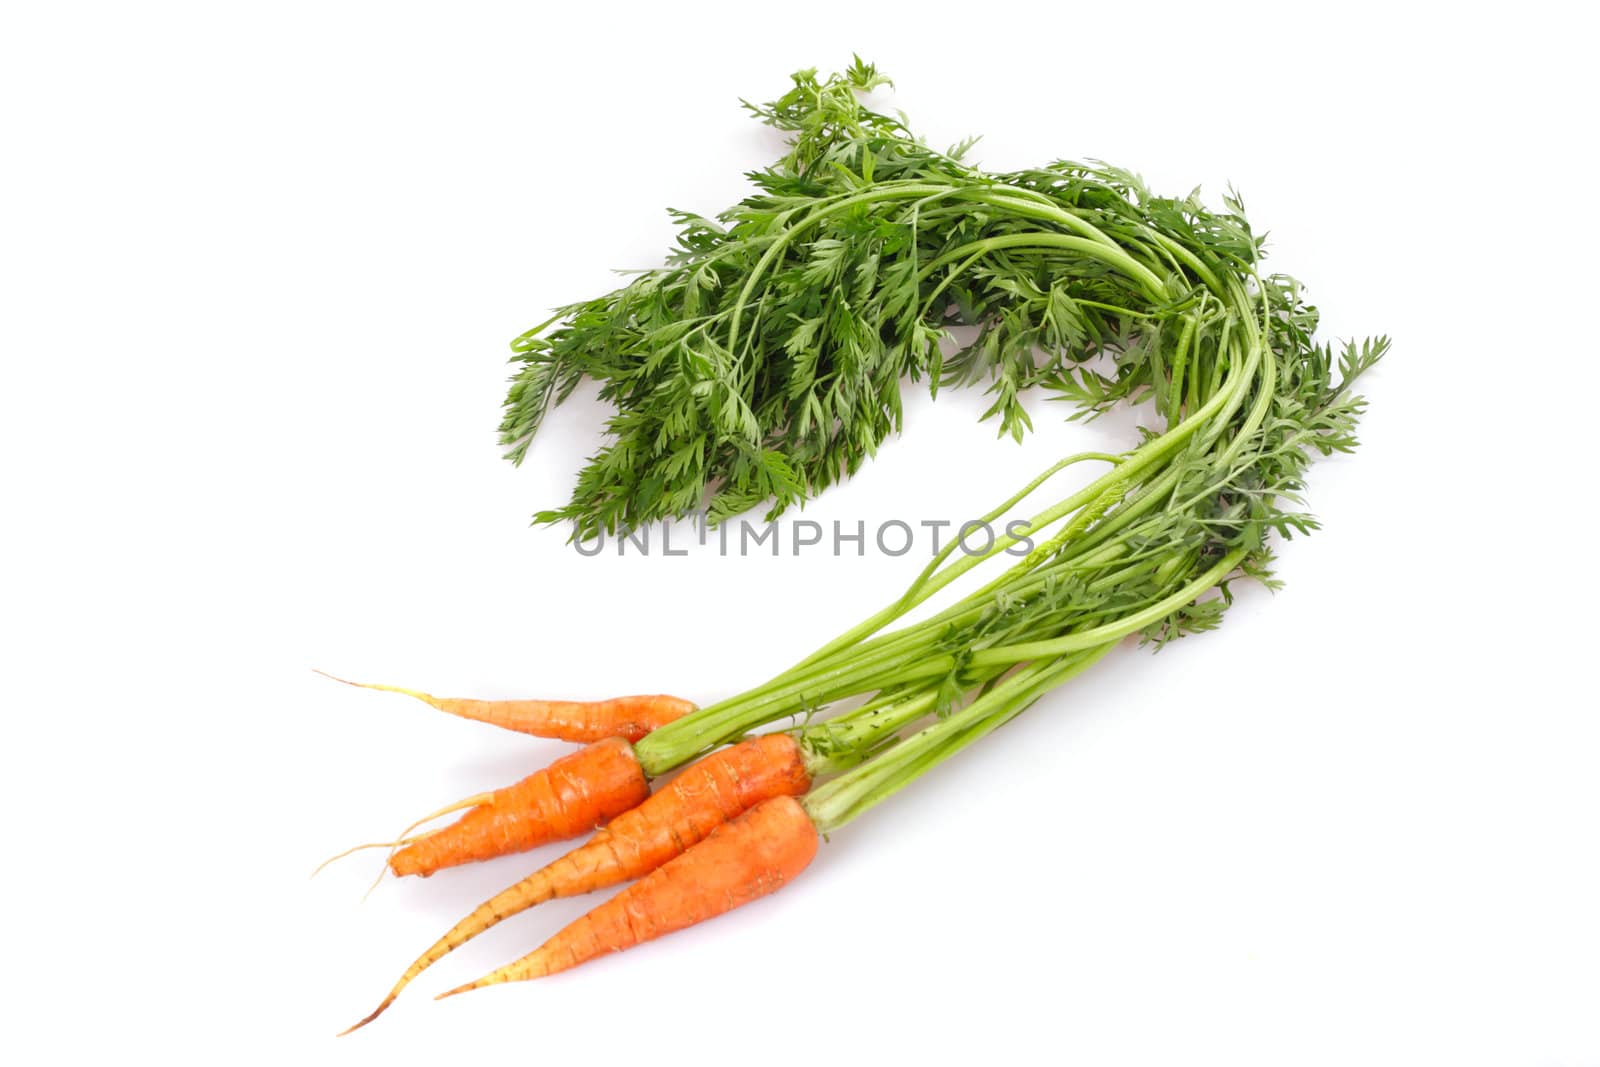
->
321, 641, 1108, 1034
318, 62, 1380, 1033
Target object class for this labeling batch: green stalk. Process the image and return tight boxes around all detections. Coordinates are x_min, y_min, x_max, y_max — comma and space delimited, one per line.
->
916, 232, 1169, 304
635, 649, 957, 774
790, 450, 1118, 671
794, 687, 944, 776
638, 524, 1239, 776
967, 547, 1247, 667
803, 643, 1118, 834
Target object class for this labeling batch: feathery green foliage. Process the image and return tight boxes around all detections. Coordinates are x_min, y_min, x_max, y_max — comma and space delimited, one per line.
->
505, 61, 1265, 538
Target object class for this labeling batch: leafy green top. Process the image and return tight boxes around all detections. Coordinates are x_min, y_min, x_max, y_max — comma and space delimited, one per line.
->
504, 61, 1278, 539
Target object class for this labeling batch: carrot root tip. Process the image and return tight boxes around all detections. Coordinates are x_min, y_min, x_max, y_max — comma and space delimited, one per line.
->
312, 669, 439, 707
336, 995, 397, 1037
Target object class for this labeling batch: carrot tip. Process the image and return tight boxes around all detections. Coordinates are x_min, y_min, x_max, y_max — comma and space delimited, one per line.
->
337, 989, 401, 1035
434, 980, 481, 1001
313, 668, 434, 704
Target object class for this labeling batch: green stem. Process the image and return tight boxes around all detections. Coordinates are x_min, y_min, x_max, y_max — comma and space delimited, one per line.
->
790, 451, 1117, 671
917, 232, 1168, 304
795, 687, 944, 776
634, 648, 956, 775
804, 642, 1118, 833
967, 547, 1247, 667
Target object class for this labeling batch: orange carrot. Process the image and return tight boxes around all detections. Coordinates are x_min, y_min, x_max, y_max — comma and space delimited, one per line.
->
341, 734, 810, 1032
315, 671, 694, 743
390, 737, 649, 878
440, 795, 818, 996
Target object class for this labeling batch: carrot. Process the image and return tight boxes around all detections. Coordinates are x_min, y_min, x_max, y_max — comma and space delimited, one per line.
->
390, 737, 649, 878
315, 670, 694, 743
439, 795, 818, 997
340, 734, 809, 1033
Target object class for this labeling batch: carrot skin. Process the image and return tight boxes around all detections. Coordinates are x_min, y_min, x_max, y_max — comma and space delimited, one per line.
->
580, 732, 811, 880
316, 673, 694, 743
389, 737, 649, 878
442, 795, 818, 993
419, 693, 695, 743
341, 734, 810, 1031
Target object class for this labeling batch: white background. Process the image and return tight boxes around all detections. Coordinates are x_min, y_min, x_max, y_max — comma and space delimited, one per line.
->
5, 2, 1596, 1064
